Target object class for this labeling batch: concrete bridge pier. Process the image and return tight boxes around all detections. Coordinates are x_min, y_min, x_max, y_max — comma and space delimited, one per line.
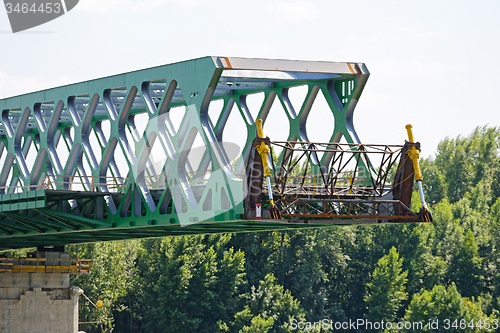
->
0, 249, 90, 333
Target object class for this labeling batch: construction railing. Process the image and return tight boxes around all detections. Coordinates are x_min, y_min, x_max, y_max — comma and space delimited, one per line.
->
38, 175, 128, 192
0, 171, 215, 194
0, 256, 93, 274
145, 170, 212, 190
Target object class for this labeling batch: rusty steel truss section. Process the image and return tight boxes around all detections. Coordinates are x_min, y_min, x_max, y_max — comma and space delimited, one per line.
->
271, 141, 403, 198
245, 139, 432, 223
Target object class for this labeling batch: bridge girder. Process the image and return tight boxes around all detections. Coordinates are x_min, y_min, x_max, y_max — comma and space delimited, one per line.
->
0, 56, 401, 250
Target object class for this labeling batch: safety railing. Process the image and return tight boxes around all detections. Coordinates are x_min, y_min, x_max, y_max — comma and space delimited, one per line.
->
144, 170, 212, 190
0, 257, 93, 274
39, 175, 128, 192
0, 171, 214, 194
0, 175, 128, 194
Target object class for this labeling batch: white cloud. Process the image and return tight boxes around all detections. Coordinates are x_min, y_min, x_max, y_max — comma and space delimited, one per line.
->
0, 72, 74, 100
76, 0, 199, 13
268, 0, 318, 25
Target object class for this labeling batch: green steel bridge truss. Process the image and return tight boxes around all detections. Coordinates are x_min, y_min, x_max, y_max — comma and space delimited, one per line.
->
0, 56, 424, 250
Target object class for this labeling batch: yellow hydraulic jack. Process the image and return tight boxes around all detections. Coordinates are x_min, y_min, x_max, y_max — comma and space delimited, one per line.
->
255, 119, 280, 219
405, 125, 431, 217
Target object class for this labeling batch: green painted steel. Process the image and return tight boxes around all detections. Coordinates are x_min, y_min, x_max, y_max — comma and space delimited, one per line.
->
0, 56, 370, 250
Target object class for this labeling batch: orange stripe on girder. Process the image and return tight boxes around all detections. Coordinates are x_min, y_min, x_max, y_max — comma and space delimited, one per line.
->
220, 57, 233, 69
347, 63, 359, 74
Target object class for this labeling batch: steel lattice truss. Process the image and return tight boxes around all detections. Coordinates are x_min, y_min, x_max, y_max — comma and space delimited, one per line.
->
270, 141, 403, 198
0, 56, 379, 249
268, 141, 414, 221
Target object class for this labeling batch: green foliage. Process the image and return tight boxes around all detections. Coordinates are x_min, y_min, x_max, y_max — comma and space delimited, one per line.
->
0, 247, 36, 257
67, 240, 139, 333
239, 315, 274, 333
447, 230, 483, 298
405, 284, 494, 332
365, 247, 408, 324
397, 224, 446, 301
420, 157, 448, 205
229, 273, 306, 333
422, 126, 500, 205
138, 234, 246, 333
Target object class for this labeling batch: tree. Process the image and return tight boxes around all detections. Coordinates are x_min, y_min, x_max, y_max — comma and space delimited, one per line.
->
432, 200, 466, 263
226, 273, 307, 333
66, 240, 140, 333
239, 315, 274, 333
365, 247, 408, 324
447, 230, 483, 298
136, 234, 246, 333
395, 223, 446, 301
405, 284, 494, 333
420, 157, 447, 205
231, 229, 334, 322
422, 126, 500, 205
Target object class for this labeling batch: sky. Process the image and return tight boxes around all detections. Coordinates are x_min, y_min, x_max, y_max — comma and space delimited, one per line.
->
1, 0, 499, 159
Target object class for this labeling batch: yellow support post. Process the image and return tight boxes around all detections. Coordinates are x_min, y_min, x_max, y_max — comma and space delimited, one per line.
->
405, 124, 428, 210
405, 124, 415, 143
405, 125, 423, 182
255, 119, 276, 211
255, 119, 271, 178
